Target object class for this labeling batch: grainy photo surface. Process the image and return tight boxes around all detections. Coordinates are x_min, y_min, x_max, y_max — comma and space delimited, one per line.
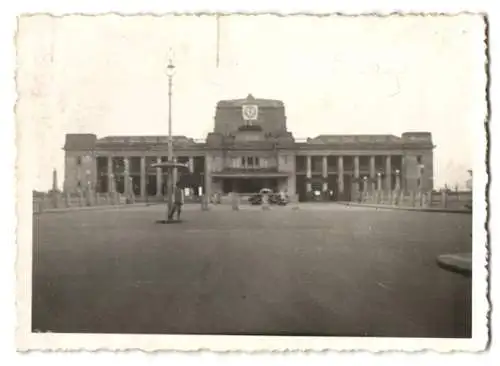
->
16, 14, 488, 351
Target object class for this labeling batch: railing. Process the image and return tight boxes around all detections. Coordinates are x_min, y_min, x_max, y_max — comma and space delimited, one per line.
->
33, 191, 133, 213
355, 189, 472, 210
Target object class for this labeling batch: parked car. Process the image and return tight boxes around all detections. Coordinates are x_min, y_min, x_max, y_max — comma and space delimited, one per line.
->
248, 189, 289, 206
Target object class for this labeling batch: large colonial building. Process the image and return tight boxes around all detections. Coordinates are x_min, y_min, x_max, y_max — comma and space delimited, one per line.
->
63, 94, 434, 201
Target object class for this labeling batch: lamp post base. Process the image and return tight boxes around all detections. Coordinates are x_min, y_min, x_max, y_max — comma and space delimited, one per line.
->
155, 219, 183, 224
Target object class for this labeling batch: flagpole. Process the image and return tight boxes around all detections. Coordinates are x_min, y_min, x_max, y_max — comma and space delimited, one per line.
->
216, 14, 220, 68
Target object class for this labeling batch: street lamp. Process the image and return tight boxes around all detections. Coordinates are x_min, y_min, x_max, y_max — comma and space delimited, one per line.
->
166, 48, 176, 221
417, 164, 425, 191
376, 171, 382, 191
395, 169, 401, 191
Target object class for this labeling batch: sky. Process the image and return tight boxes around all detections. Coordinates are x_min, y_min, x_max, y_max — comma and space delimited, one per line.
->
16, 14, 486, 191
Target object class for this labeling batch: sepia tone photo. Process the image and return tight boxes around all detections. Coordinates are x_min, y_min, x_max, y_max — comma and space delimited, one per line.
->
16, 14, 488, 351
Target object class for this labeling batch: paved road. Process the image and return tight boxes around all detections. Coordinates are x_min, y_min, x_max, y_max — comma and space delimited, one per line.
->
32, 203, 472, 337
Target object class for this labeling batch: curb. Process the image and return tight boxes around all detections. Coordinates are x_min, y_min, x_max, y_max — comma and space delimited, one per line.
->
338, 202, 472, 215
34, 203, 148, 215
436, 253, 472, 276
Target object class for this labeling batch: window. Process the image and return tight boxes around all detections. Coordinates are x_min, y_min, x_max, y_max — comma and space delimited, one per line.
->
241, 157, 246, 167
232, 158, 239, 168
254, 157, 260, 167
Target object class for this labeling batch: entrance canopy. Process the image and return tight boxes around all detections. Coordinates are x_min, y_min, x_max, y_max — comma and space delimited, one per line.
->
150, 161, 189, 171
212, 170, 289, 179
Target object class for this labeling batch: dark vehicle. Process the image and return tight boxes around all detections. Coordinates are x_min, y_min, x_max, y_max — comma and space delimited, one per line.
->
248, 189, 288, 206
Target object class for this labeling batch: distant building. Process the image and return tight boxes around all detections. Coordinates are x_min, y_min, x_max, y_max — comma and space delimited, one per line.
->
466, 170, 473, 191
63, 94, 435, 201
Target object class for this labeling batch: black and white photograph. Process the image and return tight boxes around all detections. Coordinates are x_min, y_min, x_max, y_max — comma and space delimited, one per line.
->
15, 13, 488, 351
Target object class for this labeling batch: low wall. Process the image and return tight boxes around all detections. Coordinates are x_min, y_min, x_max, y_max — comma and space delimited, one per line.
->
356, 190, 472, 210
33, 192, 129, 213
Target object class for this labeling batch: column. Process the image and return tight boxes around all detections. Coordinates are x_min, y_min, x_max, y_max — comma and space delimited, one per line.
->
400, 155, 406, 193
204, 155, 212, 198
188, 157, 194, 173
353, 155, 360, 201
123, 157, 130, 196
107, 156, 113, 193
337, 156, 344, 195
385, 155, 392, 191
156, 156, 162, 196
306, 155, 312, 193
362, 176, 368, 194
418, 163, 423, 191
188, 156, 195, 196
140, 156, 146, 198
376, 171, 382, 203
90, 154, 97, 193
369, 155, 376, 192
322, 156, 328, 192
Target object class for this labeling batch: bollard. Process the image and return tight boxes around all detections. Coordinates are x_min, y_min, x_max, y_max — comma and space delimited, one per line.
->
201, 194, 209, 211
231, 193, 239, 211
291, 194, 300, 210
262, 193, 270, 210
441, 191, 448, 208
421, 192, 427, 208
86, 190, 93, 206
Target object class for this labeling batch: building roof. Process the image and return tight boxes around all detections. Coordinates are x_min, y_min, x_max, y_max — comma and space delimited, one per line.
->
96, 135, 199, 145
216, 94, 284, 108
308, 134, 402, 144
63, 134, 97, 150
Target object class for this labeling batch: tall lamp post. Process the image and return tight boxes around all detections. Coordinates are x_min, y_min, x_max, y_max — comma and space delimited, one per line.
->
166, 49, 176, 220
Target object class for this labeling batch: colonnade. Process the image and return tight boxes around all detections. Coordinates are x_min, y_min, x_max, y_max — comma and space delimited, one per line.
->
304, 155, 401, 195
105, 156, 195, 197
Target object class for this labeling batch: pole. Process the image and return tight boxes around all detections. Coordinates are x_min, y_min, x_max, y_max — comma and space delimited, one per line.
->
166, 68, 174, 221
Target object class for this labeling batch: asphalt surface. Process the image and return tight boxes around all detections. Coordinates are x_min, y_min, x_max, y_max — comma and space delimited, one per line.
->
32, 203, 472, 337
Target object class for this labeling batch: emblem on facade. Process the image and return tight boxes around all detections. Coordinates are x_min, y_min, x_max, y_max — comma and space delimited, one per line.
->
242, 104, 258, 121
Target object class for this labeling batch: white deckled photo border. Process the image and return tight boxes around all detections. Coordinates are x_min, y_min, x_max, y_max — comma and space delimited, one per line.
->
14, 11, 489, 353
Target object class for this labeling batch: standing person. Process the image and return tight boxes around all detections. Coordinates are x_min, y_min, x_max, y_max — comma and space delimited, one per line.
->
168, 184, 184, 221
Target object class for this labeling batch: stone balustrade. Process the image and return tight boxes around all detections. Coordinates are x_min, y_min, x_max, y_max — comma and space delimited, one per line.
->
32, 190, 135, 214
355, 189, 472, 210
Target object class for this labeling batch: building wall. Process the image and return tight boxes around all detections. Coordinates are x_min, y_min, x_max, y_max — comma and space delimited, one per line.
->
214, 106, 286, 136
63, 133, 434, 199
64, 150, 97, 193
401, 132, 434, 192
277, 152, 297, 195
